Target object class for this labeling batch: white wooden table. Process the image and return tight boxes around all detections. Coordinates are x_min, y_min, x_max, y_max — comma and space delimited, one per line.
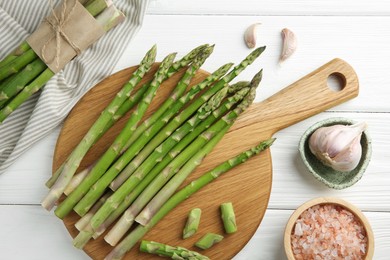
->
1, 1, 389, 259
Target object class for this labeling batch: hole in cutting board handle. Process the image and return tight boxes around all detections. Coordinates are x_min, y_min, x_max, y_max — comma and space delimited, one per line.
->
327, 72, 346, 92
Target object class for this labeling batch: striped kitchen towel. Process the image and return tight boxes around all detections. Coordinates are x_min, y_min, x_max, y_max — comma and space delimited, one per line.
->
0, 0, 149, 174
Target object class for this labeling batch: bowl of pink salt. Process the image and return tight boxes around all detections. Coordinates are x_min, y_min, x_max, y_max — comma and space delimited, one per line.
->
284, 197, 374, 260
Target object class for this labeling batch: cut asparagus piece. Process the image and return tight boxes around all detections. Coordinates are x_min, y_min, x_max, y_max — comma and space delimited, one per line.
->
54, 52, 176, 218
183, 208, 202, 239
195, 233, 224, 250
46, 44, 207, 189
92, 87, 248, 241
73, 46, 215, 216
135, 72, 261, 226
140, 240, 209, 260
104, 138, 275, 259
41, 45, 156, 210
220, 202, 237, 234
109, 46, 265, 191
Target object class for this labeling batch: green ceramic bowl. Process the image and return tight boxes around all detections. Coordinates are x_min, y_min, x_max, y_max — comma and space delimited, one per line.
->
299, 117, 372, 189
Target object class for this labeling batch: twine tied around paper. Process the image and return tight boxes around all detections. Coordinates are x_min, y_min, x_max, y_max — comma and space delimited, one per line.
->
41, 0, 82, 70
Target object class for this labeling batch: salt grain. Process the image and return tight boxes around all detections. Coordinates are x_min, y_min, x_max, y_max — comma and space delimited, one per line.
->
291, 204, 367, 259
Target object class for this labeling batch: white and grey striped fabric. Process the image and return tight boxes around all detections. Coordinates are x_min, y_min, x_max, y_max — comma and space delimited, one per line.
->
0, 0, 149, 174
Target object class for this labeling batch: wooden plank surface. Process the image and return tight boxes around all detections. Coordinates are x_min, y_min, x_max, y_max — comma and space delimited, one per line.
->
146, 0, 390, 16
0, 206, 389, 260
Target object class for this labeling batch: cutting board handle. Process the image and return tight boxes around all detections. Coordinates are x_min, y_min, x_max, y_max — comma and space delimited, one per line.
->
231, 58, 359, 135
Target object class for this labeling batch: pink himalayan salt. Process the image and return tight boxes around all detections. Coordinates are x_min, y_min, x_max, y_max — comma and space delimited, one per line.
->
291, 204, 367, 260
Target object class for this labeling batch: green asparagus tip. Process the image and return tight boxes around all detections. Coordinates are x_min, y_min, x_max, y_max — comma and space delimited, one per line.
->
256, 138, 276, 152
250, 69, 263, 88
142, 44, 158, 63
228, 81, 250, 94
256, 46, 266, 53
265, 137, 276, 147
203, 44, 215, 54
249, 46, 266, 60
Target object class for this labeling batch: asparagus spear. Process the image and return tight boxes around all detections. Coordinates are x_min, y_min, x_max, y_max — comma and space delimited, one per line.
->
134, 109, 246, 227
0, 68, 55, 122
228, 81, 251, 94
103, 87, 248, 246
72, 46, 214, 217
183, 208, 202, 239
118, 44, 214, 154
134, 71, 262, 226
75, 191, 112, 231
0, 0, 109, 81
0, 3, 125, 124
0, 41, 31, 69
108, 63, 231, 193
0, 59, 46, 107
195, 233, 224, 250
133, 123, 233, 227
73, 222, 95, 249
73, 87, 248, 247
0, 75, 18, 99
40, 45, 156, 210
46, 44, 207, 189
90, 48, 266, 233
110, 46, 266, 191
0, 49, 38, 81
102, 89, 227, 245
40, 46, 156, 209
104, 138, 275, 260
54, 52, 176, 218
89, 86, 230, 231
140, 240, 209, 260
64, 164, 95, 196
220, 202, 237, 234
107, 44, 209, 151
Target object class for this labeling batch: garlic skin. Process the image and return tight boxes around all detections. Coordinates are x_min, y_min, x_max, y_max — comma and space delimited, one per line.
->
244, 23, 261, 49
280, 28, 297, 62
308, 122, 367, 172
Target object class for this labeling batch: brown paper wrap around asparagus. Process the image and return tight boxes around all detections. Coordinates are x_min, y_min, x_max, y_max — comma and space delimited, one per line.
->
26, 0, 106, 73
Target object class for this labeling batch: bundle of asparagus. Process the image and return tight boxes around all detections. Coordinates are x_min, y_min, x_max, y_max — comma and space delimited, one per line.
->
0, 0, 125, 123
42, 44, 274, 259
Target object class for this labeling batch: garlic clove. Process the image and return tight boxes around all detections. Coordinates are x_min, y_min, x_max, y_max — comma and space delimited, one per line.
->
280, 28, 297, 63
308, 122, 367, 172
244, 23, 261, 49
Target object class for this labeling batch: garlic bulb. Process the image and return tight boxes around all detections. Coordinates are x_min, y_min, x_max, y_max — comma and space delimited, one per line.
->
308, 122, 367, 172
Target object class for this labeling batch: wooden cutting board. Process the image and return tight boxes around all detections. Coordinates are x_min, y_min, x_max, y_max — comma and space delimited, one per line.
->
53, 58, 358, 259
